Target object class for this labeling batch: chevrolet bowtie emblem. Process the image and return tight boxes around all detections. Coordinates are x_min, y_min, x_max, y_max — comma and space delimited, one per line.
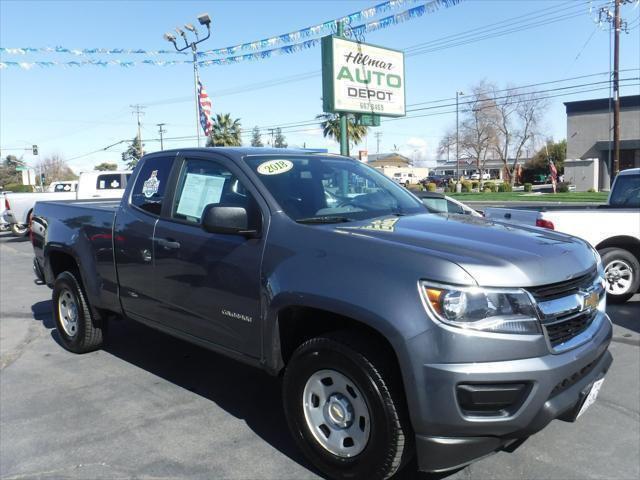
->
583, 291, 599, 310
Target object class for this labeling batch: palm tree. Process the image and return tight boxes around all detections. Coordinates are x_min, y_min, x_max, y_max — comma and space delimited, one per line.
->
207, 113, 242, 147
316, 113, 368, 150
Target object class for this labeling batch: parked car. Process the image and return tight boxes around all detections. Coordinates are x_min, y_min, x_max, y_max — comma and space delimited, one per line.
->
413, 191, 482, 217
470, 171, 491, 180
32, 148, 612, 480
3, 171, 130, 236
484, 167, 640, 303
420, 174, 452, 187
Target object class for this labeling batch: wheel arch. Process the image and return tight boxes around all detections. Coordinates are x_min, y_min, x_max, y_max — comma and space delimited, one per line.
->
596, 235, 640, 261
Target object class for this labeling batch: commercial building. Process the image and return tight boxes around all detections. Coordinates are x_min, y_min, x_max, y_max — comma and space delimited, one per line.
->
564, 94, 640, 191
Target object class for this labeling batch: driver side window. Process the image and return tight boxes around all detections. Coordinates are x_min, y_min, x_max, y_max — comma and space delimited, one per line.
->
172, 159, 252, 225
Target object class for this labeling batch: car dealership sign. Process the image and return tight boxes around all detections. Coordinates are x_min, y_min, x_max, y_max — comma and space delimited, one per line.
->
322, 36, 405, 117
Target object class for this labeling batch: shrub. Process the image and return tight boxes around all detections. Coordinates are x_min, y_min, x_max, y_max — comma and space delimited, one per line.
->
461, 180, 472, 193
557, 182, 571, 193
483, 187, 492, 193
484, 181, 496, 192
426, 182, 437, 192
498, 183, 513, 192
524, 183, 533, 192
3, 183, 33, 193
471, 181, 479, 190
587, 187, 596, 193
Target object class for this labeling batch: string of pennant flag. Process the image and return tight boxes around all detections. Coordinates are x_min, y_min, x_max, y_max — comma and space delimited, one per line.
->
0, 0, 463, 69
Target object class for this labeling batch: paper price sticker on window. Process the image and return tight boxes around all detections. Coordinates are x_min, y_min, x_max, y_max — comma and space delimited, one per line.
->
257, 159, 293, 176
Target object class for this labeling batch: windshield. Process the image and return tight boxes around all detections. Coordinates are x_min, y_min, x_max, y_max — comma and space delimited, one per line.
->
610, 173, 640, 208
244, 155, 426, 222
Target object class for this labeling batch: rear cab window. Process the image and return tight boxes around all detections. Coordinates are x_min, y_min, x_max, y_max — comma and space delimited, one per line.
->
130, 157, 173, 216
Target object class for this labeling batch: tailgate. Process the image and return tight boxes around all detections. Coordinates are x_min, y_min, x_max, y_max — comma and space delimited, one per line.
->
483, 207, 540, 226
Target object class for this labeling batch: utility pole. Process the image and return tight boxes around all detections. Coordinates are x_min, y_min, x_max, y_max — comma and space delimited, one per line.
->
269, 128, 275, 147
130, 104, 145, 157
455, 91, 463, 184
375, 132, 382, 154
612, 0, 621, 178
599, 0, 631, 181
157, 123, 167, 151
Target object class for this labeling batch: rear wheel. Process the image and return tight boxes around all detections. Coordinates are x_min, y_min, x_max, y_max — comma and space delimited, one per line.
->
283, 331, 412, 480
599, 247, 640, 304
52, 271, 105, 353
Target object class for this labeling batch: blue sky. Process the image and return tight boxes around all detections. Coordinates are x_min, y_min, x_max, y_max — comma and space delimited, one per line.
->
1, 0, 639, 172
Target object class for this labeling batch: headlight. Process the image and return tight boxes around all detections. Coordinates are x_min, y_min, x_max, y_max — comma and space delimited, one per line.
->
420, 282, 541, 334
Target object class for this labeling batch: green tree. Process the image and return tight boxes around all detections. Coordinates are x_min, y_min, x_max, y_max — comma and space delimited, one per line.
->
0, 155, 25, 187
250, 126, 264, 147
207, 113, 242, 147
273, 127, 288, 148
94, 162, 118, 171
530, 139, 567, 171
316, 113, 368, 150
123, 135, 143, 170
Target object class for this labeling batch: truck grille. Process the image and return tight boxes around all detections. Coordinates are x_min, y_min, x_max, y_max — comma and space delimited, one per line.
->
528, 268, 597, 300
527, 268, 602, 351
544, 311, 596, 347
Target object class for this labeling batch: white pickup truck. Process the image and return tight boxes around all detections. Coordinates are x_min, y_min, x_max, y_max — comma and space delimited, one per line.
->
3, 170, 130, 236
484, 168, 640, 303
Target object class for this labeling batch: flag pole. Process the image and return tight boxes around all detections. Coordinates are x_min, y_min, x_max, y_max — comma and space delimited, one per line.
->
192, 43, 201, 148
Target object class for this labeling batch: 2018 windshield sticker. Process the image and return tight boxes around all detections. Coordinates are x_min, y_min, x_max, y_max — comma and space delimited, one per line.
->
257, 159, 293, 175
142, 170, 160, 198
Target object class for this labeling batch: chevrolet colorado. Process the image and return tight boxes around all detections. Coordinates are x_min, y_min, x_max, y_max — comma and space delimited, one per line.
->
32, 148, 612, 480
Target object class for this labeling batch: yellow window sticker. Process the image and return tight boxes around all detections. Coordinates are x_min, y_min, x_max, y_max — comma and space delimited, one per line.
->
257, 159, 294, 175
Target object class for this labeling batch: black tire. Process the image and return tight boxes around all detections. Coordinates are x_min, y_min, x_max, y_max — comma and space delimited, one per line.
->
52, 271, 104, 353
283, 330, 413, 480
599, 247, 640, 304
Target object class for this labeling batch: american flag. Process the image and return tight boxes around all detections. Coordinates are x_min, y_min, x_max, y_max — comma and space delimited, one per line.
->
197, 71, 213, 136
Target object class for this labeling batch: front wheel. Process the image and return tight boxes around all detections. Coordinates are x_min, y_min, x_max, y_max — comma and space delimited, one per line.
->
283, 331, 412, 480
600, 247, 640, 304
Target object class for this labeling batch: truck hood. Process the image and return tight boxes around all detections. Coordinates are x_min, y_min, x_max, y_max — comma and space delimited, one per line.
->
336, 213, 595, 287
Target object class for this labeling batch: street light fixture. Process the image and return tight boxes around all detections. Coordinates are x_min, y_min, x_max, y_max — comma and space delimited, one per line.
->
163, 13, 212, 147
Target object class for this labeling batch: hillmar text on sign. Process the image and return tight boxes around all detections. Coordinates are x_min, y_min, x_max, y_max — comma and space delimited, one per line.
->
322, 36, 405, 117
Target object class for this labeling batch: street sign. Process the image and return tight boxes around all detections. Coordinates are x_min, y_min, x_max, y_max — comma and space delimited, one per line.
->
322, 35, 405, 117
15, 166, 28, 171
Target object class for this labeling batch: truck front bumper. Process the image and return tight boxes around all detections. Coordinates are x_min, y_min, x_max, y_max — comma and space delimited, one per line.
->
414, 312, 612, 473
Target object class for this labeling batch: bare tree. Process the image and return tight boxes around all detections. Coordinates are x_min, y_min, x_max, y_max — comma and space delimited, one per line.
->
36, 154, 77, 184
437, 130, 456, 161
489, 87, 546, 186
459, 83, 498, 186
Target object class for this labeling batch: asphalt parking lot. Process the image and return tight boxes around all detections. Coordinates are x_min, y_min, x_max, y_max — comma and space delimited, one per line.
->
1, 231, 639, 480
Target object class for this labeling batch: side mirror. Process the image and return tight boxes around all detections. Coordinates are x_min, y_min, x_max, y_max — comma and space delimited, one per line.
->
201, 204, 258, 237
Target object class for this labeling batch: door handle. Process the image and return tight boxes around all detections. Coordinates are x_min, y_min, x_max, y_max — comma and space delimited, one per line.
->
156, 238, 181, 250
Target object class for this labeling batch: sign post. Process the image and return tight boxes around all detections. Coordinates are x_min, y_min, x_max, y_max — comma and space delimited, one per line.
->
321, 29, 405, 157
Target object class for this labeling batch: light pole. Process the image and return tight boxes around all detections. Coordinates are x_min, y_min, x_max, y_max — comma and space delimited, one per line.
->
455, 91, 464, 184
164, 13, 211, 148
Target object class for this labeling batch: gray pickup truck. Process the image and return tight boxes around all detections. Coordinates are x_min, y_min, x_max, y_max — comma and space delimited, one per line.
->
32, 148, 612, 480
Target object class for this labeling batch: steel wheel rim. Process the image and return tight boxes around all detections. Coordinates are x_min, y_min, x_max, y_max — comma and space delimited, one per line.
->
302, 369, 371, 458
58, 288, 79, 337
604, 259, 633, 295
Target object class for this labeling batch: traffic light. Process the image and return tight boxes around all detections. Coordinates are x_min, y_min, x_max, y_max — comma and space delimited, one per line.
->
40, 173, 45, 184
121, 152, 126, 161
32, 144, 38, 155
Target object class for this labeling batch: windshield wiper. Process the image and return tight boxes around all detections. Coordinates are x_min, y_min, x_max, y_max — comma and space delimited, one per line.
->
296, 216, 352, 224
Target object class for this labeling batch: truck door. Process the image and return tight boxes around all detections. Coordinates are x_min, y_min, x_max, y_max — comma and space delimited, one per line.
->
152, 154, 266, 357
114, 154, 175, 321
